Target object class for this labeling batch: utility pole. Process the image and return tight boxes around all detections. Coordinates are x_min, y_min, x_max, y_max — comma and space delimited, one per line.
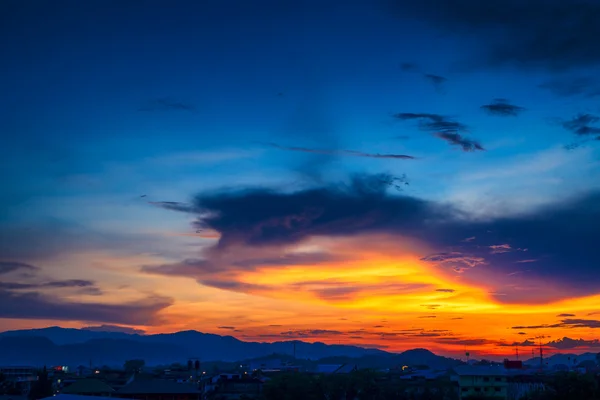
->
539, 339, 543, 370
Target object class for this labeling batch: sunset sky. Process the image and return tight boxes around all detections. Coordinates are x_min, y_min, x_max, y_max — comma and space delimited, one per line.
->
1, 0, 600, 359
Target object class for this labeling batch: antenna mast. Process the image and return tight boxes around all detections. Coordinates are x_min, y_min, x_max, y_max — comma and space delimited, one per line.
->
538, 338, 543, 370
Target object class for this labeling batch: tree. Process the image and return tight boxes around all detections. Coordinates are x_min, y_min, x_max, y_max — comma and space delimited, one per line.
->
123, 359, 145, 374
549, 372, 598, 400
28, 367, 53, 400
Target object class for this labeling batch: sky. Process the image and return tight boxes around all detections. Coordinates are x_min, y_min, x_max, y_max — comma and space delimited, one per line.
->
1, 0, 600, 359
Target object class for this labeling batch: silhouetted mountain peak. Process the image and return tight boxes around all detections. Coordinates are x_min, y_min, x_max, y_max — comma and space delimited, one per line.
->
0, 327, 457, 369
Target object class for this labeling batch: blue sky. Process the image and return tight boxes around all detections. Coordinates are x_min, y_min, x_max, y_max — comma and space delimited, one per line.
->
1, 0, 600, 355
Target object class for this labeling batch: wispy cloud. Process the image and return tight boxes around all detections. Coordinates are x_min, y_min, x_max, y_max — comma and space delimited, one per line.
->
421, 252, 486, 271
393, 112, 484, 151
423, 74, 447, 93
539, 77, 600, 97
489, 244, 512, 254
399, 62, 420, 72
560, 113, 600, 136
481, 99, 525, 117
512, 318, 600, 330
0, 261, 38, 275
138, 98, 196, 112
264, 142, 415, 160
0, 290, 172, 325
435, 132, 484, 152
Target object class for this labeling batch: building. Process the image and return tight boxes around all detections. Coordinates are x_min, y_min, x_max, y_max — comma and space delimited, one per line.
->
454, 365, 508, 400
117, 379, 201, 400
315, 364, 357, 374
503, 360, 523, 370
42, 395, 115, 400
202, 374, 262, 400
0, 367, 37, 382
61, 379, 116, 397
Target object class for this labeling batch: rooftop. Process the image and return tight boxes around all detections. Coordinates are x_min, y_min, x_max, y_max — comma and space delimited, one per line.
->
42, 395, 115, 400
62, 379, 115, 394
454, 365, 508, 377
119, 379, 201, 394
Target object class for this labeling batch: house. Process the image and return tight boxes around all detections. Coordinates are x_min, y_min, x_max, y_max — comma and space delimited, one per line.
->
42, 395, 115, 400
315, 364, 357, 374
61, 379, 115, 397
0, 367, 37, 382
503, 360, 522, 370
202, 374, 262, 400
117, 379, 201, 400
454, 365, 508, 400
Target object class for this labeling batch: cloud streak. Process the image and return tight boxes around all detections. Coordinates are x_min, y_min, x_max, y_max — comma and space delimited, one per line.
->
138, 98, 196, 112
264, 142, 415, 160
481, 99, 525, 117
0, 290, 172, 325
393, 113, 483, 151
423, 74, 447, 93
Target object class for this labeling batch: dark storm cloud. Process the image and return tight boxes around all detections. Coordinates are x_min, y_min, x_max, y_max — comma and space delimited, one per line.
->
0, 290, 172, 325
264, 142, 415, 160
481, 99, 525, 117
386, 0, 600, 70
557, 313, 576, 317
539, 77, 600, 97
393, 112, 483, 151
154, 173, 447, 249
0, 261, 38, 275
560, 114, 600, 136
138, 98, 196, 112
423, 74, 447, 92
152, 174, 600, 301
217, 326, 236, 330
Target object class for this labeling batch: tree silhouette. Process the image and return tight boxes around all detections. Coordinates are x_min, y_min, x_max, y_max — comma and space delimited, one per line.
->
28, 367, 53, 400
123, 359, 145, 374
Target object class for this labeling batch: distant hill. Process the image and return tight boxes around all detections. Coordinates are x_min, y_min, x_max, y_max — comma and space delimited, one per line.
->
524, 352, 599, 367
0, 327, 459, 369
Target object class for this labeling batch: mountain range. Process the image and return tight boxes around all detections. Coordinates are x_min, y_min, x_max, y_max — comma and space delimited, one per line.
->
0, 326, 460, 369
